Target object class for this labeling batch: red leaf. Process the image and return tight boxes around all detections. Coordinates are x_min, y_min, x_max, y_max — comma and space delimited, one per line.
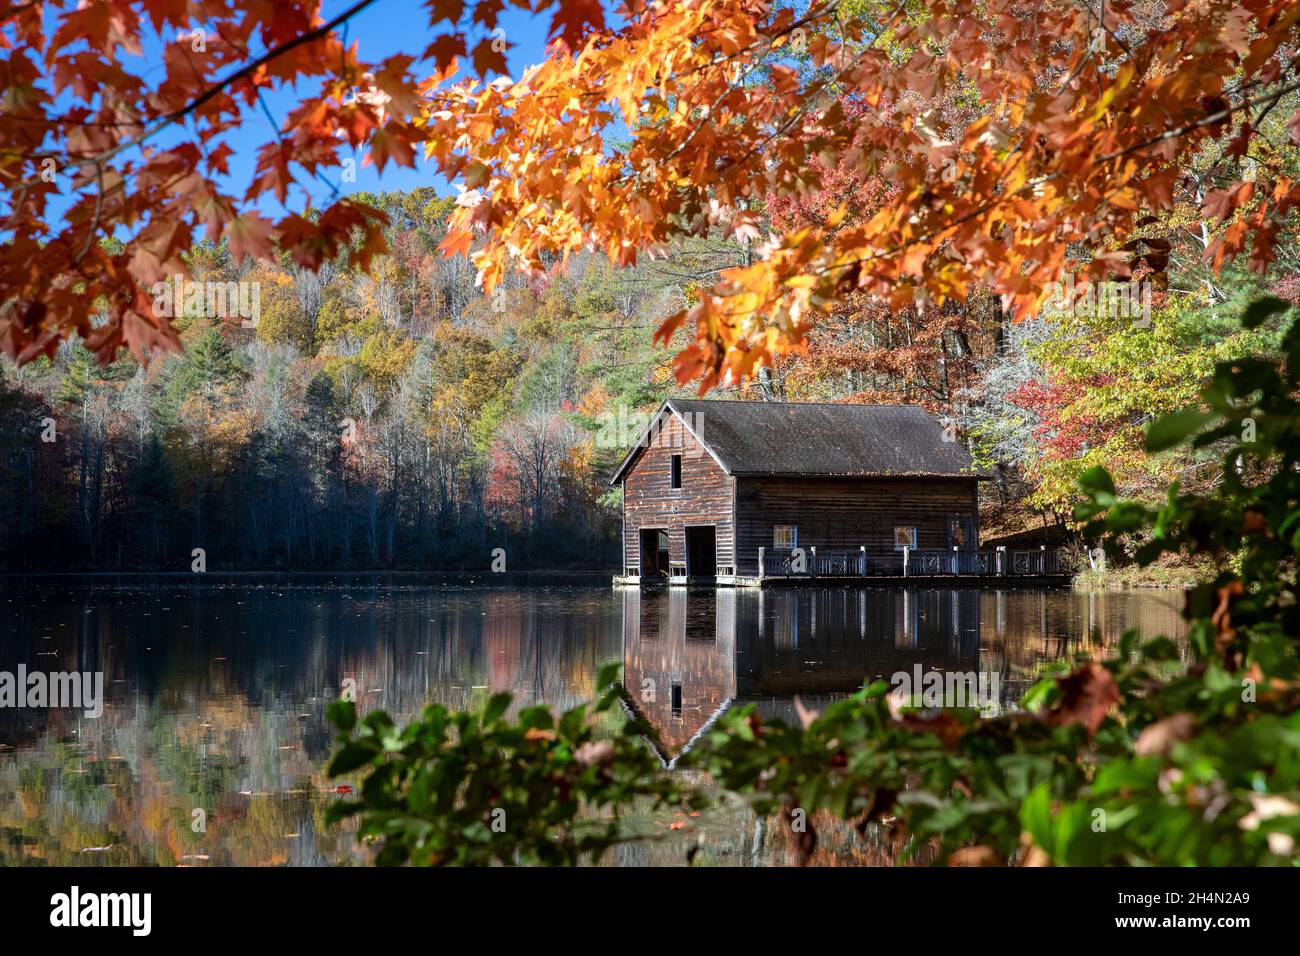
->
225, 213, 276, 264
549, 0, 605, 53
365, 125, 416, 173
1044, 663, 1120, 737
471, 36, 507, 78
471, 0, 505, 30
424, 34, 467, 73
425, 0, 465, 26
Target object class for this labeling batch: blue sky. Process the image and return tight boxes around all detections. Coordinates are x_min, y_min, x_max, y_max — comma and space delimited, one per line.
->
280, 0, 558, 202
41, 0, 561, 231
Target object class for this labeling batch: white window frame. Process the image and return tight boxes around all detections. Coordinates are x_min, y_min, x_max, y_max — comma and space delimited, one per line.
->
773, 525, 798, 549
893, 526, 917, 550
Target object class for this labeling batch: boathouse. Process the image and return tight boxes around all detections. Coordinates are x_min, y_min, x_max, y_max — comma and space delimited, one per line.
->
610, 398, 994, 585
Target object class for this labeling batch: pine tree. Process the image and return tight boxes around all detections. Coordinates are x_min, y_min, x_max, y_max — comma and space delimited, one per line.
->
127, 435, 177, 564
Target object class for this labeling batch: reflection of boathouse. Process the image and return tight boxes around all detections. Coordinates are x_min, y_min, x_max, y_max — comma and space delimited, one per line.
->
620, 587, 1188, 764
620, 587, 987, 765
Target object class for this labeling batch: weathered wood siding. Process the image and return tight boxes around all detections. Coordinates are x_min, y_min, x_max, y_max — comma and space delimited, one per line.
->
621, 412, 735, 573
733, 476, 980, 575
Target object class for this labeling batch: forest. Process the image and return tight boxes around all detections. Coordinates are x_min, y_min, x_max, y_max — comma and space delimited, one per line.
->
2, 0, 1298, 574
0, 177, 1295, 571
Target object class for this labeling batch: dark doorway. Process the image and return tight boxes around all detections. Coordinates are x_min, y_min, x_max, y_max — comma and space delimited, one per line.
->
947, 515, 978, 550
640, 528, 670, 577
685, 525, 717, 578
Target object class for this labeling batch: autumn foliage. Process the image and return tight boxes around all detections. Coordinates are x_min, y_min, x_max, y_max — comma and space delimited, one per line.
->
0, 0, 591, 361
423, 0, 1300, 389
4, 0, 1299, 396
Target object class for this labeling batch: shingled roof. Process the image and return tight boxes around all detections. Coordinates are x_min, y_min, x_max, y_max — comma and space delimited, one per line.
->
610, 398, 985, 483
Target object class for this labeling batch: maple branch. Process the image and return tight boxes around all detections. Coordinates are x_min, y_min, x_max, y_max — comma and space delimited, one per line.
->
658, 68, 751, 166
72, 159, 105, 267
1097, 76, 1300, 165
422, 2, 844, 117
806, 74, 1300, 282
52, 0, 381, 170
695, 0, 905, 181
673, 2, 843, 84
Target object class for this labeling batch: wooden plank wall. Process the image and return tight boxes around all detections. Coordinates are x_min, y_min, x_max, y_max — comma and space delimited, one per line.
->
733, 476, 981, 575
621, 412, 735, 572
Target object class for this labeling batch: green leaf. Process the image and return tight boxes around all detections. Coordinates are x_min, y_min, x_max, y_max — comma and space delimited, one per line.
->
1241, 295, 1289, 329
328, 741, 379, 776
596, 661, 622, 689
361, 709, 395, 735
483, 692, 513, 726
1138, 636, 1179, 662
1144, 409, 1216, 453
1077, 465, 1116, 497
1019, 781, 1054, 856
327, 698, 357, 733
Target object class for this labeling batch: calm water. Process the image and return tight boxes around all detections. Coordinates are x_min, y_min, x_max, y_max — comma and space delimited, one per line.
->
0, 580, 1185, 866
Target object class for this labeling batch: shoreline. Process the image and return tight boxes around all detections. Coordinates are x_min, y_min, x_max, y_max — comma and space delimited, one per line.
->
0, 569, 613, 586
0, 567, 1196, 595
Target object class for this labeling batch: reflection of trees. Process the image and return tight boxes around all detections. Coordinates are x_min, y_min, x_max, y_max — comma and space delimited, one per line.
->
0, 583, 621, 866
983, 588, 1188, 706
0, 680, 365, 866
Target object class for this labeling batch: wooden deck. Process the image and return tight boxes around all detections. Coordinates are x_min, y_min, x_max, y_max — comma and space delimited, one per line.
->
614, 574, 1071, 588
613, 547, 1073, 588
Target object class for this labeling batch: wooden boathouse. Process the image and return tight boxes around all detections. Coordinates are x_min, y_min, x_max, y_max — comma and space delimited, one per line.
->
610, 398, 1067, 587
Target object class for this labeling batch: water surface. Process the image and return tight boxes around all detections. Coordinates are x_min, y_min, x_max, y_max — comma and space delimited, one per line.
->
0, 580, 1185, 866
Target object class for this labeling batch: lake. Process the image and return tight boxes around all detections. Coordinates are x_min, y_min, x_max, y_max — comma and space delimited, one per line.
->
0, 579, 1186, 866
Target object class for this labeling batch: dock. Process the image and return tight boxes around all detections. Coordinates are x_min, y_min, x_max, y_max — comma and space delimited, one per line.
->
613, 546, 1073, 588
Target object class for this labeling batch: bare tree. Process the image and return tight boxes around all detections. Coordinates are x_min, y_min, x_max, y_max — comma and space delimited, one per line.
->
499, 412, 573, 531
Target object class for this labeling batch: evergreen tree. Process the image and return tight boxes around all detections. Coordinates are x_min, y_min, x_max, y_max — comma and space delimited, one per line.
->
126, 435, 177, 565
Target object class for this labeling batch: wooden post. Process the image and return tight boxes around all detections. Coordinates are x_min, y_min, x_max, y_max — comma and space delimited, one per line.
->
902, 546, 909, 577
997, 545, 1006, 576
952, 545, 959, 575
860, 545, 867, 577
758, 546, 766, 580
810, 546, 817, 578
1040, 543, 1046, 575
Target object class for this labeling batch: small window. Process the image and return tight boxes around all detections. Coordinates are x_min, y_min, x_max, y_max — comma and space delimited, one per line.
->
671, 683, 683, 717
773, 525, 797, 549
670, 454, 682, 489
894, 526, 917, 550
